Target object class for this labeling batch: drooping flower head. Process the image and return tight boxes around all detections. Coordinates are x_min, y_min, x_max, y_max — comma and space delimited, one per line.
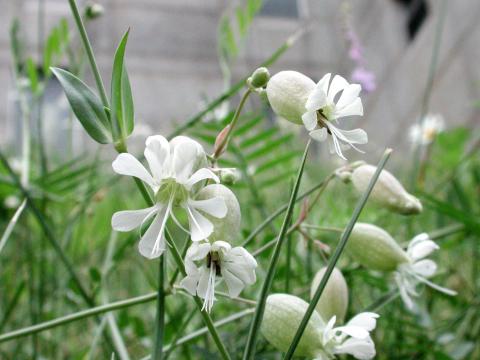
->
261, 293, 379, 360
318, 313, 379, 360
347, 223, 457, 310
408, 113, 445, 145
180, 240, 257, 312
111, 135, 228, 259
395, 233, 457, 310
301, 73, 367, 159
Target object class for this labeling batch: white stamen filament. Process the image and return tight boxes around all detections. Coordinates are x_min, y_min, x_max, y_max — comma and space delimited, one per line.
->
152, 193, 174, 256
202, 261, 217, 312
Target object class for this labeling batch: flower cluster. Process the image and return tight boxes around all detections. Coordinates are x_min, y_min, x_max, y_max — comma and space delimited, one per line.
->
111, 135, 256, 311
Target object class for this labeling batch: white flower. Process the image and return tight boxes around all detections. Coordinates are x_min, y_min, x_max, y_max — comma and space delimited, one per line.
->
318, 313, 379, 360
111, 135, 228, 259
395, 233, 457, 310
409, 113, 445, 145
302, 73, 367, 159
180, 240, 257, 312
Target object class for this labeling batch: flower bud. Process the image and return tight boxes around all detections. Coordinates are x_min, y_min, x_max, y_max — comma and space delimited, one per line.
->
84, 3, 104, 19
261, 294, 325, 358
346, 223, 409, 271
218, 168, 241, 185
351, 164, 423, 215
195, 184, 240, 242
247, 67, 270, 89
266, 71, 315, 125
311, 267, 348, 324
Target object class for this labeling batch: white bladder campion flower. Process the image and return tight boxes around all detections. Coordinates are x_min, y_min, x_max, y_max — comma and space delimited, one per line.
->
317, 312, 379, 360
395, 233, 457, 310
348, 223, 456, 310
302, 73, 367, 159
408, 113, 445, 145
261, 294, 379, 360
111, 135, 228, 259
266, 71, 367, 159
180, 240, 257, 312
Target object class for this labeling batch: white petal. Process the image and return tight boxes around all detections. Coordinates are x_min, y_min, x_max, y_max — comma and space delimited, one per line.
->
211, 240, 232, 253
335, 325, 370, 340
185, 205, 214, 242
334, 97, 364, 118
138, 205, 170, 259
395, 272, 416, 310
346, 312, 379, 332
172, 141, 199, 184
412, 259, 437, 278
184, 168, 219, 190
185, 242, 212, 262
194, 266, 210, 299
309, 128, 328, 142
323, 316, 337, 345
409, 240, 439, 260
331, 127, 368, 145
222, 268, 246, 298
111, 205, 158, 232
302, 111, 318, 131
334, 337, 376, 360
189, 197, 227, 219
305, 86, 327, 111
144, 135, 170, 181
180, 272, 201, 295
317, 73, 332, 96
112, 153, 155, 189
330, 132, 347, 160
336, 83, 361, 110
407, 233, 430, 252
327, 75, 349, 103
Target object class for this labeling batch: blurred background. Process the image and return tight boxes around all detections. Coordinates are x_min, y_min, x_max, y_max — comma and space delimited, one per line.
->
1, 0, 479, 162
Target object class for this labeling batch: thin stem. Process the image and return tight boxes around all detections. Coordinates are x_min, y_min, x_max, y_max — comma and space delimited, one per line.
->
0, 292, 158, 343
213, 89, 251, 159
283, 148, 392, 359
429, 223, 465, 240
243, 140, 311, 360
241, 173, 336, 248
152, 255, 165, 360
167, 26, 307, 139
68, 0, 110, 109
300, 224, 343, 233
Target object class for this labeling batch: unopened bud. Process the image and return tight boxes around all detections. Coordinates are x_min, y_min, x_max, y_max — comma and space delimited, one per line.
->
84, 3, 104, 19
218, 168, 241, 185
351, 164, 423, 215
261, 294, 324, 358
213, 124, 231, 158
195, 184, 240, 243
346, 223, 409, 271
247, 67, 270, 89
266, 71, 315, 125
311, 267, 348, 324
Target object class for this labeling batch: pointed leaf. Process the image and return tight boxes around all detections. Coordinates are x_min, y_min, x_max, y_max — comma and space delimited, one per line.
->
51, 67, 112, 144
111, 29, 134, 140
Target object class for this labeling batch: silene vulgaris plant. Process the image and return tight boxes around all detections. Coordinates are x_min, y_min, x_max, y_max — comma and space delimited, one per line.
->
1, 1, 467, 359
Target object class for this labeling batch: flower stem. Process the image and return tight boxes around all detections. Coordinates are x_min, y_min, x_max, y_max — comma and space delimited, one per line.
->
283, 148, 393, 360
68, 0, 110, 109
242, 140, 311, 360
152, 255, 165, 360
300, 224, 344, 233
213, 88, 251, 159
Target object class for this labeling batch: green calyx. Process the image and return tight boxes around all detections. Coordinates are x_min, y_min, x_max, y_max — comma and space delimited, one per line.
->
155, 178, 189, 206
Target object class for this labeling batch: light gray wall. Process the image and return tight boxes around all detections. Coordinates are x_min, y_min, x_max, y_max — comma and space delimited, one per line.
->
1, 0, 479, 162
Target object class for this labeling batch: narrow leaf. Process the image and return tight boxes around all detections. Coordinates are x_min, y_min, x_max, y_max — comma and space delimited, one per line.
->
111, 29, 134, 140
51, 67, 112, 144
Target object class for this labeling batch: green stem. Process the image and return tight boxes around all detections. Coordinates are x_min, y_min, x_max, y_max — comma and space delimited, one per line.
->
213, 89, 251, 159
167, 27, 307, 140
152, 255, 165, 360
0, 292, 158, 343
300, 224, 343, 233
241, 174, 336, 248
283, 148, 392, 359
68, 0, 110, 109
242, 141, 311, 360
